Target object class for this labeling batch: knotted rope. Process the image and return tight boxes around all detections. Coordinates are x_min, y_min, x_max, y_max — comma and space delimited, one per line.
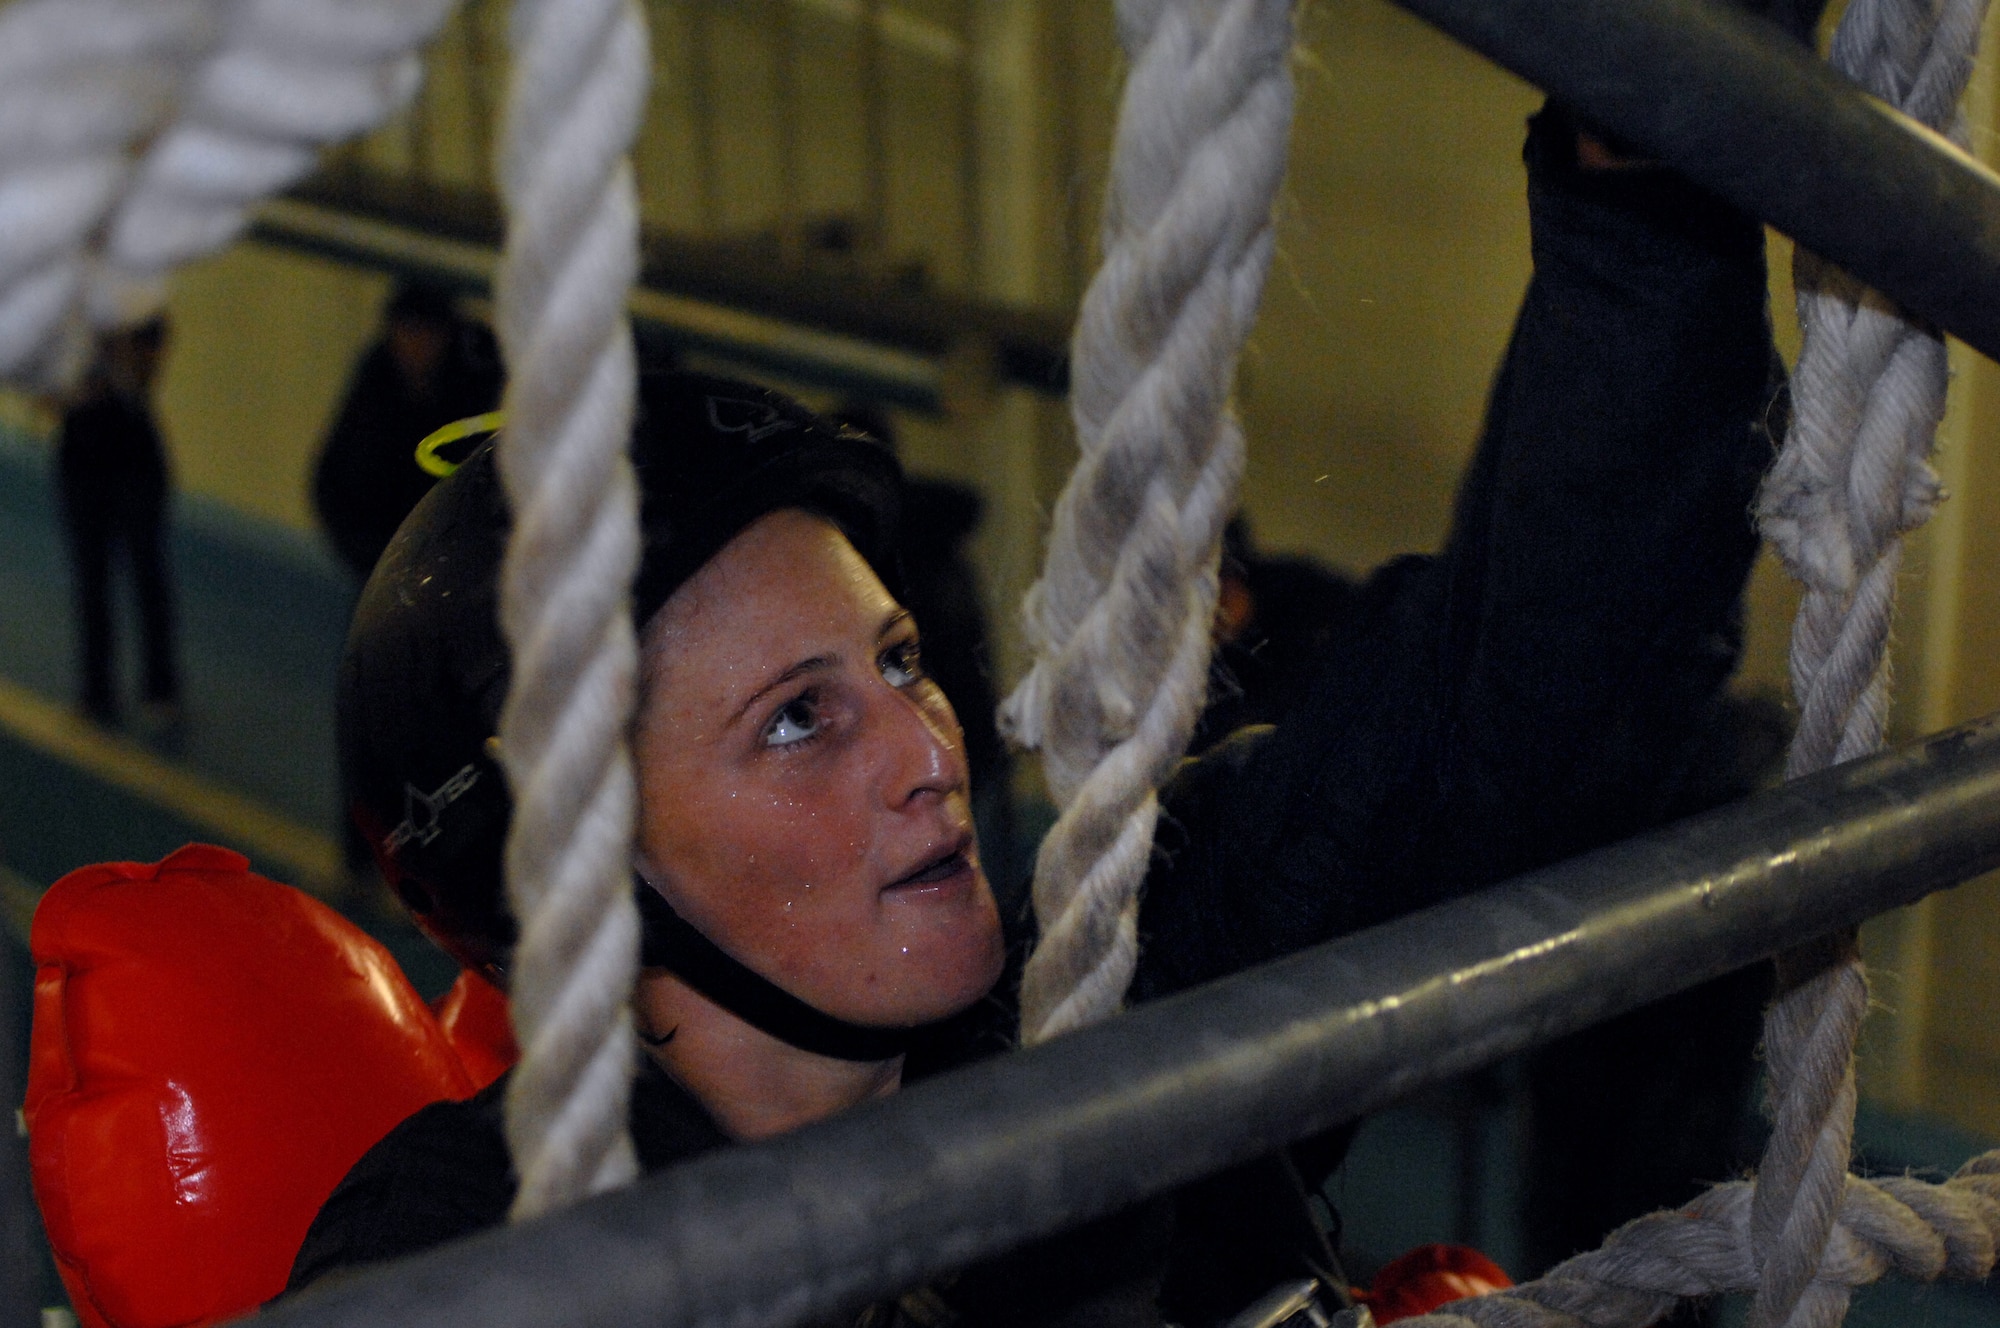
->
0, 0, 452, 389
1001, 0, 1296, 1044
490, 0, 650, 1219
1744, 2, 1985, 1324
1402, 2, 1990, 1325
1762, 0, 1984, 777
1396, 1155, 2000, 1328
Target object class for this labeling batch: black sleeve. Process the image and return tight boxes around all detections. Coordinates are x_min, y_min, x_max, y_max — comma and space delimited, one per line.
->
282, 1080, 516, 1297
1132, 109, 1778, 1001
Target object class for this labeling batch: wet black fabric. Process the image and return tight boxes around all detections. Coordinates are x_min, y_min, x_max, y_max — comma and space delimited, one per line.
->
285, 112, 1780, 1326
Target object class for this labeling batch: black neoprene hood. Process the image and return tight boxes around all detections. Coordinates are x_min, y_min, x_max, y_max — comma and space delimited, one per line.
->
338, 371, 903, 982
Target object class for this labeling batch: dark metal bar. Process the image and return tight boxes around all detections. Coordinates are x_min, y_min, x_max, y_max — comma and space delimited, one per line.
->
257, 167, 1071, 397
263, 713, 2000, 1328
1383, 0, 2000, 362
248, 191, 944, 411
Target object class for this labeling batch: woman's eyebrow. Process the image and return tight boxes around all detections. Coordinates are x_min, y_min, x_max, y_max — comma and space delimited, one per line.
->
876, 609, 913, 640
729, 654, 835, 727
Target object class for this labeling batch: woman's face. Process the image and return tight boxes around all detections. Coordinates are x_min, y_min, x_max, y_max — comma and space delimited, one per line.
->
634, 508, 1005, 1029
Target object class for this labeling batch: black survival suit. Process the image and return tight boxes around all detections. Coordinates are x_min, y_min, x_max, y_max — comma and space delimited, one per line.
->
286, 112, 1781, 1326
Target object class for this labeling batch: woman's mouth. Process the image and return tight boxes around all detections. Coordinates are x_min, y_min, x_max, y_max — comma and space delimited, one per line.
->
884, 840, 974, 894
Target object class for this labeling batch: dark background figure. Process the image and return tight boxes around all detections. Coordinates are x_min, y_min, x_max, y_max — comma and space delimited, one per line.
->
1193, 516, 1358, 754
312, 280, 502, 584
825, 402, 1016, 897
315, 281, 500, 878
57, 317, 179, 727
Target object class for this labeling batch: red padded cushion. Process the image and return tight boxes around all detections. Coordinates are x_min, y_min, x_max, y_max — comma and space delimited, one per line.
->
26, 845, 476, 1328
430, 969, 518, 1092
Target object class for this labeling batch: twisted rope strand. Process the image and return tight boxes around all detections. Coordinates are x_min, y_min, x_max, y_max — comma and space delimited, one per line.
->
1002, 0, 1295, 1045
92, 0, 457, 320
492, 0, 651, 1218
1742, 2, 1984, 1324
0, 0, 217, 385
0, 0, 454, 388
1395, 1151, 2000, 1328
1747, 953, 1869, 1328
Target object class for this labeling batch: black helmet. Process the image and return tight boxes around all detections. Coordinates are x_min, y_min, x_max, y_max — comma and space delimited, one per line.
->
339, 372, 903, 988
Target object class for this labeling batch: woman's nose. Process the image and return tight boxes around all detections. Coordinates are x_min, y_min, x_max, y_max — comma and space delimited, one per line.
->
877, 687, 964, 807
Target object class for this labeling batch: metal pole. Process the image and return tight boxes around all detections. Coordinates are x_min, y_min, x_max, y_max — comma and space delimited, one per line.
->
1380, 0, 2000, 363
261, 712, 2000, 1328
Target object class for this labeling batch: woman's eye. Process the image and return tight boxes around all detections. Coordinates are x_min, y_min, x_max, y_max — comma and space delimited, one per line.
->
881, 641, 924, 688
763, 696, 822, 747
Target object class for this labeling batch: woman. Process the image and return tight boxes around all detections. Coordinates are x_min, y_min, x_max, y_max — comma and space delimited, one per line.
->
291, 110, 1781, 1325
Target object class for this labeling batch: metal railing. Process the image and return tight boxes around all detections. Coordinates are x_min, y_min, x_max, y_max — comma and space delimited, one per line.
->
260, 707, 2000, 1328
1395, 0, 2000, 363
239, 0, 2000, 1322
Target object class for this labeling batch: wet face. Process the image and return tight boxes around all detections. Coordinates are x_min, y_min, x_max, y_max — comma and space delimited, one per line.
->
633, 509, 1005, 1029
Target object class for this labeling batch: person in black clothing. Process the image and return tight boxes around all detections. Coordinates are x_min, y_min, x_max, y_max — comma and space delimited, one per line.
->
311, 280, 502, 584
290, 105, 1784, 1327
57, 317, 179, 726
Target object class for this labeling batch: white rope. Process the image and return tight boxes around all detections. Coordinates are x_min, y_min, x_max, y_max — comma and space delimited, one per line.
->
92, 0, 459, 323
1000, 0, 1296, 1044
1395, 1151, 2000, 1328
491, 0, 650, 1218
0, 0, 217, 385
1741, 2, 1985, 1324
0, 0, 454, 389
1760, 0, 1984, 777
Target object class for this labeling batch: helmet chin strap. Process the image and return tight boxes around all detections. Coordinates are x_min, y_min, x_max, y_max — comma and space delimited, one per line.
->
632, 878, 932, 1062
